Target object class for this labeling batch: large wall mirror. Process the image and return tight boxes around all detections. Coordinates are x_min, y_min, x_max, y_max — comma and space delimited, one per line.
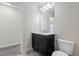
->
39, 2, 55, 33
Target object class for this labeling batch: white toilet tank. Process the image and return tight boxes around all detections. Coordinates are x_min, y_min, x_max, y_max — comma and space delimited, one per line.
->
57, 39, 75, 55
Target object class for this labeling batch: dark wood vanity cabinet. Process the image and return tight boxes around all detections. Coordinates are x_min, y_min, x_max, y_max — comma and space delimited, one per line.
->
32, 33, 55, 56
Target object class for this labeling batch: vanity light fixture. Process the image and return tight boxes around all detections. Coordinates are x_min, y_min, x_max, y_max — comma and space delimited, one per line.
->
40, 6, 46, 12
47, 3, 52, 9
40, 2, 54, 12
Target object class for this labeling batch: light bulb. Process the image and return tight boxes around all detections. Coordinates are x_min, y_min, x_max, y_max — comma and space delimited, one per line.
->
47, 3, 51, 9
43, 6, 47, 10
40, 7, 45, 12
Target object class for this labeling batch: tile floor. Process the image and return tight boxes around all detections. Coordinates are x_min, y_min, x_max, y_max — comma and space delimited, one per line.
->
0, 44, 21, 56
0, 44, 41, 56
26, 50, 41, 56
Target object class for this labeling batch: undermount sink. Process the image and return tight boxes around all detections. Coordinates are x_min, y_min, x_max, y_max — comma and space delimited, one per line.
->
32, 32, 54, 35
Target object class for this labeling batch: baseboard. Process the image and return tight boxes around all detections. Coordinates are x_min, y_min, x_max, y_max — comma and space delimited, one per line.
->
0, 42, 20, 49
26, 47, 33, 52
21, 47, 33, 55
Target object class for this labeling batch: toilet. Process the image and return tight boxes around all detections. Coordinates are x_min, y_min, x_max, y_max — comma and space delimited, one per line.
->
52, 39, 75, 56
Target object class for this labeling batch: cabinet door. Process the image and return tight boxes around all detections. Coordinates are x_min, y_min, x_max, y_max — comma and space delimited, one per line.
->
32, 33, 55, 56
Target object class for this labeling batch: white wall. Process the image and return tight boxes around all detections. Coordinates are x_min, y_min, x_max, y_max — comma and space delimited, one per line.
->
21, 3, 39, 54
0, 4, 22, 48
55, 2, 79, 56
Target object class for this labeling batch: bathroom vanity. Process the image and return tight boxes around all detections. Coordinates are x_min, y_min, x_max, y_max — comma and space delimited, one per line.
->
32, 32, 55, 56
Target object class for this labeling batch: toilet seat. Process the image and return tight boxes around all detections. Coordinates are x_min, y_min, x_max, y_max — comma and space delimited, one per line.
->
52, 51, 68, 56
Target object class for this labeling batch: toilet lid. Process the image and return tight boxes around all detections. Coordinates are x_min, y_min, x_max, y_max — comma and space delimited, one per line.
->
52, 51, 68, 56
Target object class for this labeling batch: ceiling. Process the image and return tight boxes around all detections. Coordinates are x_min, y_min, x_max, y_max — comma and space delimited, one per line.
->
9, 2, 49, 8
8, 2, 24, 7
2, 2, 54, 15
0, 2, 54, 8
